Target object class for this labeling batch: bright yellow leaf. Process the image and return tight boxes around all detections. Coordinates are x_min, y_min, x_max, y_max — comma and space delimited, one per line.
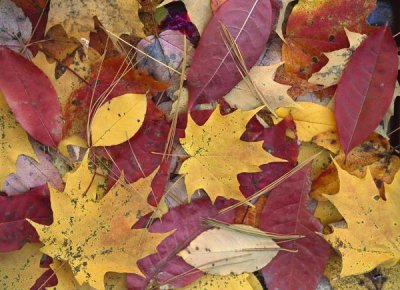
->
47, 260, 127, 290
90, 93, 147, 147
0, 243, 46, 289
29, 151, 168, 289
179, 106, 284, 202
0, 91, 36, 187
309, 28, 366, 88
181, 273, 263, 290
224, 63, 297, 112
324, 162, 400, 276
273, 102, 336, 142
47, 0, 144, 44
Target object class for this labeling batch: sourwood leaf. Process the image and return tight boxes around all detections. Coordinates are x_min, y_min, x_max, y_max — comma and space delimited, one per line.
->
90, 93, 147, 146
179, 105, 284, 202
260, 165, 331, 290
29, 152, 169, 289
324, 162, 400, 276
187, 0, 273, 110
0, 47, 63, 147
335, 26, 398, 154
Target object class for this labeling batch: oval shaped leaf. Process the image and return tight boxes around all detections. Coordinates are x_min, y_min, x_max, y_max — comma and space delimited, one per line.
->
187, 0, 273, 110
90, 93, 147, 146
0, 47, 63, 147
335, 26, 398, 154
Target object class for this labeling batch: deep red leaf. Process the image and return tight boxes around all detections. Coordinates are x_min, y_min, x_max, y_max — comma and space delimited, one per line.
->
0, 47, 63, 147
0, 186, 52, 252
239, 117, 299, 197
187, 0, 273, 111
259, 165, 331, 290
335, 26, 398, 154
128, 197, 236, 289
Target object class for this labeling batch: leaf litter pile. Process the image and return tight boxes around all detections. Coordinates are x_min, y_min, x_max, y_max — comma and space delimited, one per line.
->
0, 0, 399, 289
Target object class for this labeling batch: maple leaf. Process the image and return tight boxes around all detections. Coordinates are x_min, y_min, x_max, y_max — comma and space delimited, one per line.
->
46, 0, 144, 44
275, 0, 296, 41
179, 106, 284, 202
0, 91, 36, 187
29, 152, 169, 289
308, 28, 366, 87
182, 273, 263, 290
223, 62, 297, 112
0, 243, 46, 289
273, 102, 336, 142
324, 162, 400, 276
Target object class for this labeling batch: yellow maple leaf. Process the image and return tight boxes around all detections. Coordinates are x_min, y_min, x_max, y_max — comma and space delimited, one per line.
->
224, 63, 297, 112
90, 93, 147, 146
47, 0, 144, 44
179, 106, 284, 202
324, 162, 400, 276
273, 102, 336, 142
47, 260, 127, 290
0, 91, 36, 187
29, 152, 169, 289
0, 243, 46, 289
308, 28, 366, 88
181, 273, 263, 290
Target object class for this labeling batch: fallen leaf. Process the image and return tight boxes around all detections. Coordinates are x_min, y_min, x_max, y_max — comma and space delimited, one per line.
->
335, 26, 398, 154
0, 47, 63, 147
178, 224, 280, 274
180, 105, 284, 202
47, 0, 144, 44
0, 243, 46, 289
311, 133, 400, 200
0, 91, 38, 188
0, 187, 52, 252
181, 273, 263, 290
260, 165, 331, 290
282, 0, 376, 79
0, 0, 32, 55
47, 260, 127, 290
32, 49, 99, 111
210, 0, 227, 13
311, 129, 340, 153
90, 93, 147, 147
2, 142, 63, 194
325, 254, 400, 290
273, 102, 336, 142
29, 152, 169, 289
187, 0, 273, 110
308, 28, 366, 88
324, 162, 400, 276
223, 63, 297, 111
128, 197, 236, 288
275, 0, 296, 41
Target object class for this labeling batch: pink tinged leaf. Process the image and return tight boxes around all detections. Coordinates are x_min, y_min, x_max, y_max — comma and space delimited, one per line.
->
0, 186, 52, 252
0, 47, 63, 147
259, 165, 331, 290
128, 197, 236, 288
187, 0, 273, 111
3, 144, 64, 195
335, 26, 398, 154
